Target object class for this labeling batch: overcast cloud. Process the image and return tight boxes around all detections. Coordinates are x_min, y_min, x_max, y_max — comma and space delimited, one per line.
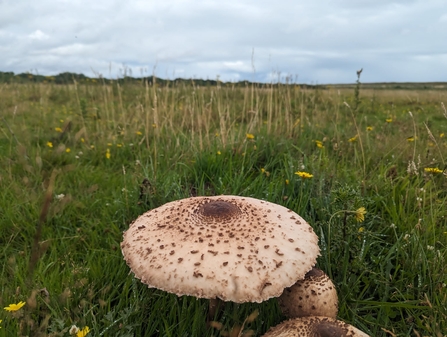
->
1, 0, 446, 83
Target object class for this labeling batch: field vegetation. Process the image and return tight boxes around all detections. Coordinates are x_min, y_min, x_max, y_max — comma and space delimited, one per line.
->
0, 73, 446, 336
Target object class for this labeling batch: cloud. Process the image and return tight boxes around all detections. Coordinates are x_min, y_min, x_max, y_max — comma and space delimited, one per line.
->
28, 30, 49, 40
1, 0, 446, 83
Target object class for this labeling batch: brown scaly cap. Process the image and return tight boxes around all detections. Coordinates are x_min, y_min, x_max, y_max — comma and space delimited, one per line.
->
278, 267, 338, 318
121, 195, 320, 303
261, 316, 371, 337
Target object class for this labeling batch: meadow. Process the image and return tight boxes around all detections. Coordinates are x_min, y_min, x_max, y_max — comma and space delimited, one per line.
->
0, 75, 446, 336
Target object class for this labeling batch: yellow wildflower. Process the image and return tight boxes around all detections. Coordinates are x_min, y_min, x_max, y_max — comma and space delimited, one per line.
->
354, 207, 367, 223
106, 149, 111, 159
440, 133, 444, 138
116, 144, 123, 148
107, 143, 112, 147
55, 127, 63, 132
366, 126, 373, 131
348, 135, 358, 142
315, 140, 324, 148
4, 301, 26, 312
215, 132, 220, 137
152, 124, 157, 128
217, 151, 221, 155
386, 118, 392, 123
80, 138, 85, 143
295, 171, 313, 179
60, 119, 64, 123
285, 179, 289, 185
90, 145, 95, 149
424, 167, 442, 174
65, 148, 71, 153
47, 141, 53, 148
136, 131, 143, 136
246, 133, 255, 140
261, 168, 265, 174
76, 326, 90, 337
358, 227, 365, 233
407, 136, 415, 142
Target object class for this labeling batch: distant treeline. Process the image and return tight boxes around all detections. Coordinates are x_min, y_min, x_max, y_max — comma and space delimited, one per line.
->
0, 71, 312, 88
0, 71, 446, 90
0, 71, 206, 86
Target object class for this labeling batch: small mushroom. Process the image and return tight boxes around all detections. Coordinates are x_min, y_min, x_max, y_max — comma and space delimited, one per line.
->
121, 195, 320, 303
262, 316, 370, 337
278, 267, 338, 319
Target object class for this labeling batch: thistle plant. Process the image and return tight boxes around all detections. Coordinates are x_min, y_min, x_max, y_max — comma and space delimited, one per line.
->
354, 68, 363, 112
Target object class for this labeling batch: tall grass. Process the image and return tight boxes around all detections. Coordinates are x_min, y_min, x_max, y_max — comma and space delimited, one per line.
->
0, 77, 446, 336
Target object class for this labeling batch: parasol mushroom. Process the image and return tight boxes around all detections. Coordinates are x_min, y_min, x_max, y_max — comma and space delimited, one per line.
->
262, 316, 370, 337
121, 195, 320, 304
278, 267, 338, 319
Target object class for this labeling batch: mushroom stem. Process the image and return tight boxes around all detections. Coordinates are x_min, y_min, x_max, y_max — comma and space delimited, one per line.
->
208, 298, 222, 322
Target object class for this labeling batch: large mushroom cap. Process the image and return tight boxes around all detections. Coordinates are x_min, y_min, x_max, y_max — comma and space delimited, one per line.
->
121, 195, 320, 303
262, 316, 370, 337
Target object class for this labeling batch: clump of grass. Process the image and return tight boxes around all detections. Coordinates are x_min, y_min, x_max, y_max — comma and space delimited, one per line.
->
0, 77, 446, 336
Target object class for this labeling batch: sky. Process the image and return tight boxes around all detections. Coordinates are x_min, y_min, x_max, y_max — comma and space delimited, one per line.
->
1, 0, 446, 84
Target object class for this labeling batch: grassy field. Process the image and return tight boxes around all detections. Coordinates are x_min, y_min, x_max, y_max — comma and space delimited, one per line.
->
0, 77, 446, 336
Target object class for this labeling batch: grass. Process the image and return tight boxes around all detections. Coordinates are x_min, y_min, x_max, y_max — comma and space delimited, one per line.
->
0, 76, 446, 336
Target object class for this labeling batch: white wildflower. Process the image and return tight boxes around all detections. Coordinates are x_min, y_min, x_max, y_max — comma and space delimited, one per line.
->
69, 325, 79, 335
407, 160, 418, 175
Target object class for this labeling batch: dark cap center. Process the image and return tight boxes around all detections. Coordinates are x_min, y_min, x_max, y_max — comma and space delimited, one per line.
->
314, 320, 348, 337
199, 200, 241, 220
